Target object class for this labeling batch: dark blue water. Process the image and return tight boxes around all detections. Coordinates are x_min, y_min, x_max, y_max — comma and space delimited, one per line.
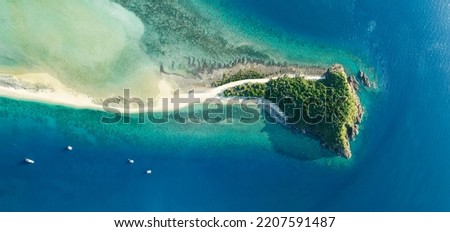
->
223, 0, 450, 211
1, 0, 450, 211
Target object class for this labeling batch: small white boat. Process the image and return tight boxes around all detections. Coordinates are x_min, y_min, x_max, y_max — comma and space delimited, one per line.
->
24, 158, 35, 164
67, 146, 73, 151
146, 170, 152, 175
128, 159, 135, 164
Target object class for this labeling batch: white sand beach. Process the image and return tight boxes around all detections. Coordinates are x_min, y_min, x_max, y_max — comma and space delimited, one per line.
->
0, 72, 324, 113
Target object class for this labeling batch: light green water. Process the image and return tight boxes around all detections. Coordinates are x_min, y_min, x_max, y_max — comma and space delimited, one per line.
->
0, 0, 372, 99
0, 0, 160, 96
0, 0, 375, 166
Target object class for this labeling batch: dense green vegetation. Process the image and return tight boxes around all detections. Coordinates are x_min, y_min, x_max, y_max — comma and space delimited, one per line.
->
223, 83, 267, 97
212, 70, 264, 87
267, 70, 359, 157
222, 66, 361, 158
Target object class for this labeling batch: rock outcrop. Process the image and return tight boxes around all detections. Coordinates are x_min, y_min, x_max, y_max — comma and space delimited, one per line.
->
357, 70, 372, 88
347, 75, 359, 91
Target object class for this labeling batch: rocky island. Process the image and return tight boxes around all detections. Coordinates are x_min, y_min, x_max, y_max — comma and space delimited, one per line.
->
220, 64, 364, 159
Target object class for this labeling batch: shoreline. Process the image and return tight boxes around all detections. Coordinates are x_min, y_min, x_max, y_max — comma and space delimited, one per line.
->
0, 70, 324, 113
217, 64, 365, 159
0, 73, 104, 111
0, 64, 364, 159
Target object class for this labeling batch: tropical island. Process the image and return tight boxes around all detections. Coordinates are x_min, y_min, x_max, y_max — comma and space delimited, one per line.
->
0, 0, 371, 160
218, 64, 364, 159
0, 57, 366, 159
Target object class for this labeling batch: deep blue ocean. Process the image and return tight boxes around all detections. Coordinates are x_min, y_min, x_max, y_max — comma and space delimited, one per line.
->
1, 0, 450, 211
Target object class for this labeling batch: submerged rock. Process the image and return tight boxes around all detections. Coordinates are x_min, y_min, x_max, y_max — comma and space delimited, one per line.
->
357, 70, 372, 88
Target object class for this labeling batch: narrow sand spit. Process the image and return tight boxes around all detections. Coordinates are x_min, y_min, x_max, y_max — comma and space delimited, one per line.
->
0, 72, 324, 113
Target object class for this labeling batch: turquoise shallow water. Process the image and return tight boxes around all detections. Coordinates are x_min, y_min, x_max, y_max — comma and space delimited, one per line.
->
0, 98, 346, 211
1, 0, 450, 211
